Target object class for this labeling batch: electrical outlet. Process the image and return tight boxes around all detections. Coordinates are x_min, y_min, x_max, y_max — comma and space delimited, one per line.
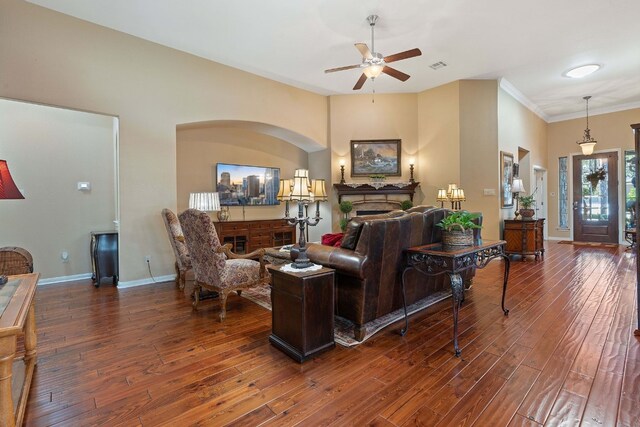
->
61, 251, 70, 263
145, 255, 151, 263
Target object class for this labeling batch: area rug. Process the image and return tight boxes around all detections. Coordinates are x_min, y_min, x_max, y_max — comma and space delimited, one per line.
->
242, 284, 452, 347
558, 240, 619, 248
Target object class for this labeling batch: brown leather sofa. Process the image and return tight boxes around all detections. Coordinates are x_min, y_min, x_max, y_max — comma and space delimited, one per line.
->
293, 206, 482, 341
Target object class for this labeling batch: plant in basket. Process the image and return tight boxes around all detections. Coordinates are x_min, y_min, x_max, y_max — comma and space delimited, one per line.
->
517, 195, 536, 219
437, 211, 482, 246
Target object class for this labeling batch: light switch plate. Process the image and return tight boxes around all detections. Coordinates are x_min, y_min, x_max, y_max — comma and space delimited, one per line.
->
77, 182, 91, 191
483, 188, 496, 196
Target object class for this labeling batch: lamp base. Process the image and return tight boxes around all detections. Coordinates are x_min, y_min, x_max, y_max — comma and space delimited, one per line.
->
291, 259, 314, 269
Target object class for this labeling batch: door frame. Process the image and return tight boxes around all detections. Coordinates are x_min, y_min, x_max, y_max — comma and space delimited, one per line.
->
568, 148, 625, 244
533, 166, 547, 239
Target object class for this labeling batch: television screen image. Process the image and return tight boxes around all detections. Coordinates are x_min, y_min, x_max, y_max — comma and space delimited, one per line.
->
216, 163, 281, 206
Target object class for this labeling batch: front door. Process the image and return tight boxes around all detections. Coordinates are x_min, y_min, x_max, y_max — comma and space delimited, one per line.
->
573, 152, 619, 243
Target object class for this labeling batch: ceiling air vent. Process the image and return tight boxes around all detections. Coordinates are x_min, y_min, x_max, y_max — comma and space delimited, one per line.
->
429, 61, 448, 70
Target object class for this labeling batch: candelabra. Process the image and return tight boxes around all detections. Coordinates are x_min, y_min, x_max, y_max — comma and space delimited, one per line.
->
278, 170, 326, 268
339, 159, 346, 184
409, 157, 415, 183
435, 183, 466, 210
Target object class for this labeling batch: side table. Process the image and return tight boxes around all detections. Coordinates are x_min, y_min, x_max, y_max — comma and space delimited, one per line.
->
268, 264, 335, 362
402, 240, 510, 357
0, 273, 39, 427
90, 231, 118, 287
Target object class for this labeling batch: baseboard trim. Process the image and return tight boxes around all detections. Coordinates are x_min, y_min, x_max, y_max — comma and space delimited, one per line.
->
117, 275, 175, 289
38, 273, 93, 285
37, 273, 176, 288
547, 236, 567, 241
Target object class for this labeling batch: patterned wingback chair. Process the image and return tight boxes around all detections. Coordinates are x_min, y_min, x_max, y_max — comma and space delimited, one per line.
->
162, 208, 192, 290
178, 209, 270, 321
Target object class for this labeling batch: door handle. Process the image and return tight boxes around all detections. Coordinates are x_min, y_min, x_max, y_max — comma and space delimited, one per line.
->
573, 201, 579, 210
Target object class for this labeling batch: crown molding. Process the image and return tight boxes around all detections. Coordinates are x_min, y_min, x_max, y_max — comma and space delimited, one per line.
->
499, 78, 549, 122
547, 100, 640, 123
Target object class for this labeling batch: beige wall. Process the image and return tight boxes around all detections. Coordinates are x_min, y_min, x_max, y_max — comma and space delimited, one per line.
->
547, 108, 640, 239
0, 98, 115, 279
459, 80, 501, 239
498, 87, 548, 228
176, 125, 307, 212
417, 81, 461, 204
327, 93, 419, 230
0, 0, 327, 282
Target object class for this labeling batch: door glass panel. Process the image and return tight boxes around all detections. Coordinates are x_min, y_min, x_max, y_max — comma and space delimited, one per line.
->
625, 150, 636, 229
581, 157, 609, 222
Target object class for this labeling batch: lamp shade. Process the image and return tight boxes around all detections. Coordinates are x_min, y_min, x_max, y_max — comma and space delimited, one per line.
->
451, 188, 466, 202
511, 178, 525, 194
310, 179, 327, 201
290, 171, 311, 201
446, 183, 457, 198
189, 192, 220, 212
436, 189, 448, 202
0, 160, 25, 199
579, 141, 597, 155
276, 179, 292, 201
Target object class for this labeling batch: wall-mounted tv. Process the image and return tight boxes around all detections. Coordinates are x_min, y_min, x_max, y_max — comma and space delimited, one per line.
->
215, 163, 281, 206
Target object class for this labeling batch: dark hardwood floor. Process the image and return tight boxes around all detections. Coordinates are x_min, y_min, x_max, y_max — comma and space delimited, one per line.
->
22, 241, 639, 426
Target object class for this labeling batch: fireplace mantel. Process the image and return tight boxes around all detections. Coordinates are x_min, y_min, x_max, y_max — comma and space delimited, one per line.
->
333, 182, 420, 203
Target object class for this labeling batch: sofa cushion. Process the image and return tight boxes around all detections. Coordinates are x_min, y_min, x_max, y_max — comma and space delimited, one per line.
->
340, 221, 363, 250
322, 232, 343, 247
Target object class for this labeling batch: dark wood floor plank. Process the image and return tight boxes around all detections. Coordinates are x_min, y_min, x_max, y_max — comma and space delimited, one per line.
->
19, 242, 638, 427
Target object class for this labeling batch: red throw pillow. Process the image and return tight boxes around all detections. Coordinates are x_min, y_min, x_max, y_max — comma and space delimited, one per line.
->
321, 232, 343, 247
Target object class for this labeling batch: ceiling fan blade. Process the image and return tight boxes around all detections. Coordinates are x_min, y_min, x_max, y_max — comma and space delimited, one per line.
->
353, 73, 367, 90
325, 64, 361, 73
355, 43, 373, 59
384, 48, 422, 64
382, 66, 410, 82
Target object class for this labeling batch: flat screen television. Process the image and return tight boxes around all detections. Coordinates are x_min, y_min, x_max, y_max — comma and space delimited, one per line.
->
215, 163, 281, 206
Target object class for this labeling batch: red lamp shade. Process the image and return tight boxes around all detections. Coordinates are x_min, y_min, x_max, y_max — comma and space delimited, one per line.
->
0, 160, 25, 199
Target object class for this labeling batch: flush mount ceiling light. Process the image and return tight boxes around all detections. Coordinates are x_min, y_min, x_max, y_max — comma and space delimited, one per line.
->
564, 64, 601, 78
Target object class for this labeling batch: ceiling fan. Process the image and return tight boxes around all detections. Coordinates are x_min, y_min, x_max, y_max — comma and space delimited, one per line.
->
325, 15, 422, 90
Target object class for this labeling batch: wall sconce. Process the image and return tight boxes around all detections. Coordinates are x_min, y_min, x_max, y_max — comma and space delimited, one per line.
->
339, 158, 346, 184
409, 157, 415, 183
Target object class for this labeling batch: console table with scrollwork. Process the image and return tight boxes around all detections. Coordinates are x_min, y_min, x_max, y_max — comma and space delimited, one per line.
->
333, 182, 420, 204
401, 240, 510, 356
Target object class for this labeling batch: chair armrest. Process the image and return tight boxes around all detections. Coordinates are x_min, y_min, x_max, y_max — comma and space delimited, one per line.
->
216, 245, 268, 278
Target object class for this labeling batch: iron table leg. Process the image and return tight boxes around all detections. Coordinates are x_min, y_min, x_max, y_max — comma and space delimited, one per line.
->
449, 273, 464, 357
400, 267, 410, 336
500, 254, 511, 315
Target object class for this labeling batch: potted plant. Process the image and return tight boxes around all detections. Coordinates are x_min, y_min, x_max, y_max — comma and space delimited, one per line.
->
436, 211, 482, 246
339, 201, 353, 231
401, 200, 413, 211
518, 195, 536, 219
369, 174, 386, 183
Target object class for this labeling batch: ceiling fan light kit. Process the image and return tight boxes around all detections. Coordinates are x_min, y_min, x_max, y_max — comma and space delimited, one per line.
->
324, 15, 422, 90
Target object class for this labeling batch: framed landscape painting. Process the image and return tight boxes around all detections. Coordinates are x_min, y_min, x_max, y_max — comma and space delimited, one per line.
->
350, 139, 401, 177
501, 151, 514, 208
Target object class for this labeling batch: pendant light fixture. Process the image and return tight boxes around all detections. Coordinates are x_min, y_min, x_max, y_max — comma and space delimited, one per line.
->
577, 96, 597, 155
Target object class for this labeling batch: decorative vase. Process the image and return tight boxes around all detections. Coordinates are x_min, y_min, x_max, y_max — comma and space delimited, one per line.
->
442, 226, 474, 246
519, 208, 535, 219
217, 206, 230, 222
